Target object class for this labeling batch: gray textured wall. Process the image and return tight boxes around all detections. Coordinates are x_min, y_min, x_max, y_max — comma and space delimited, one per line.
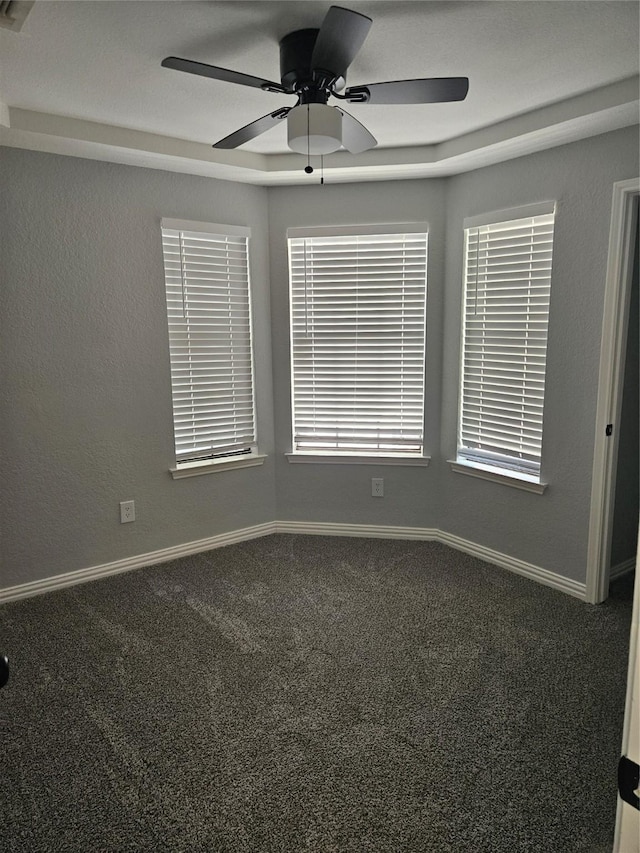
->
1, 126, 639, 591
0, 149, 276, 588
441, 127, 639, 580
268, 178, 447, 530
268, 128, 639, 583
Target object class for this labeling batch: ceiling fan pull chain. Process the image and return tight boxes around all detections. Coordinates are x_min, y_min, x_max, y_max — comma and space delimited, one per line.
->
303, 104, 315, 175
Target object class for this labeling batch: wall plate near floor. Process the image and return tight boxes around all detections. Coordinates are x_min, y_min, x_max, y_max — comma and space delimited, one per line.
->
120, 500, 135, 523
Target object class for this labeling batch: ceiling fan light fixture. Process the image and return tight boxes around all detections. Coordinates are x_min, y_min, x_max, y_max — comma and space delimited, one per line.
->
287, 103, 342, 155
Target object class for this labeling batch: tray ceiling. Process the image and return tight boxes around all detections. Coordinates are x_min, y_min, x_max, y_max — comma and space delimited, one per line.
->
0, 1, 638, 184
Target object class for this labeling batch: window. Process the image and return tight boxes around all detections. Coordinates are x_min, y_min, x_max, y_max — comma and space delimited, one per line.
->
161, 219, 260, 476
455, 202, 556, 486
287, 225, 428, 460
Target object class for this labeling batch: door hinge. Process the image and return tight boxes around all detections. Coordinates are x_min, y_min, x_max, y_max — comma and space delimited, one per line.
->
606, 424, 613, 437
618, 755, 640, 810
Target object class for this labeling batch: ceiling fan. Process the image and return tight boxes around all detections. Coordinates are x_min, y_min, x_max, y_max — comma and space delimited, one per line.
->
162, 5, 469, 157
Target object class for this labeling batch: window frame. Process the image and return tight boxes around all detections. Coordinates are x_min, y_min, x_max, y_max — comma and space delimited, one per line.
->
160, 217, 264, 478
287, 223, 430, 465
452, 202, 556, 492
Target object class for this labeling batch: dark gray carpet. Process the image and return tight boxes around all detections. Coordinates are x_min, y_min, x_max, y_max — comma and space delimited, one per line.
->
0, 535, 634, 852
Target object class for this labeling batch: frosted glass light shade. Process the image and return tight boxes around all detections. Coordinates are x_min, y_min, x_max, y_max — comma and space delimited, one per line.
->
287, 104, 342, 155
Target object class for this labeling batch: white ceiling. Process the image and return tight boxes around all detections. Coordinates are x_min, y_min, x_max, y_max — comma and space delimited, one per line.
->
1, 0, 638, 184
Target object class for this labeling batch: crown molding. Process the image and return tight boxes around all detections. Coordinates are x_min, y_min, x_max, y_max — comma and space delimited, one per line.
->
1, 76, 637, 185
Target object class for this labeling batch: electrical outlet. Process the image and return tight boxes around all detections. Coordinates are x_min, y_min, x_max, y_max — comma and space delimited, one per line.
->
120, 500, 135, 523
371, 478, 384, 497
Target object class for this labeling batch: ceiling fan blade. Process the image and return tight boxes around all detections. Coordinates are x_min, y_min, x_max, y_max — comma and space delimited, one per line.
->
338, 108, 377, 154
213, 108, 291, 149
162, 56, 286, 93
345, 77, 469, 105
311, 6, 372, 81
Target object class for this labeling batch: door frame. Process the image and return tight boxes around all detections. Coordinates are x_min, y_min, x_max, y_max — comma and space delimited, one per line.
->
586, 177, 639, 605
613, 522, 640, 852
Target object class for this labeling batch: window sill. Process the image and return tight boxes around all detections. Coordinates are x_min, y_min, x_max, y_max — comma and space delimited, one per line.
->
170, 454, 267, 479
286, 453, 430, 467
448, 460, 547, 494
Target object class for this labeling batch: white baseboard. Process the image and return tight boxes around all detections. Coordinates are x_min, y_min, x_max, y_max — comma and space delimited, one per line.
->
0, 520, 586, 603
610, 556, 636, 581
0, 521, 276, 604
437, 530, 586, 600
275, 521, 586, 600
274, 520, 439, 541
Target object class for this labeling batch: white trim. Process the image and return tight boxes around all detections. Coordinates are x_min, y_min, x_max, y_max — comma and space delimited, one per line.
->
448, 460, 547, 494
610, 556, 637, 582
586, 178, 640, 605
436, 530, 585, 599
170, 454, 267, 479
287, 223, 429, 239
463, 201, 556, 229
0, 522, 277, 604
0, 522, 586, 604
2, 77, 637, 186
276, 522, 584, 599
285, 453, 430, 467
0, 0, 35, 32
160, 218, 250, 238
275, 521, 440, 540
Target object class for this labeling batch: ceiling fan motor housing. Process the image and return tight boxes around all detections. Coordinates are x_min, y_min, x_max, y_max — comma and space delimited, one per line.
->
279, 29, 344, 96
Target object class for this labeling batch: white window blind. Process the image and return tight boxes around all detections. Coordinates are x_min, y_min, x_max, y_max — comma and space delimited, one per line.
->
457, 206, 556, 479
288, 227, 428, 455
160, 219, 256, 465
